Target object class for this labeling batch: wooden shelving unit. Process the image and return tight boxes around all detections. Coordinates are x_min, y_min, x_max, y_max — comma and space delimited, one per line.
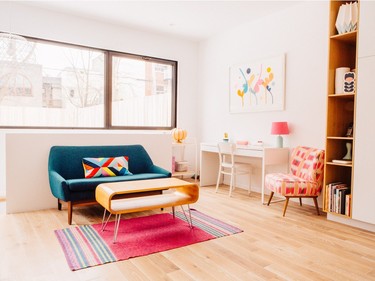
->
323, 0, 359, 217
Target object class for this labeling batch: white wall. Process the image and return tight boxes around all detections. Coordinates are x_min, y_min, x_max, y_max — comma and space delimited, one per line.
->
5, 132, 172, 213
0, 2, 199, 209
0, 133, 5, 197
197, 1, 329, 150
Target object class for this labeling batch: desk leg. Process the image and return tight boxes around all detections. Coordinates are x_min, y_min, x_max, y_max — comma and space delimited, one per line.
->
200, 151, 219, 187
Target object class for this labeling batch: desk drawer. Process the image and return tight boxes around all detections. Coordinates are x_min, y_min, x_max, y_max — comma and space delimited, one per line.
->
200, 144, 218, 153
235, 150, 263, 158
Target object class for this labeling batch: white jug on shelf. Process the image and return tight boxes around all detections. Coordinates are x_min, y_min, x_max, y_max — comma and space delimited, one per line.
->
335, 67, 350, 94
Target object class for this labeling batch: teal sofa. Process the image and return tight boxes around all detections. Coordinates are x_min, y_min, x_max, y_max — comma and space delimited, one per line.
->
48, 145, 171, 224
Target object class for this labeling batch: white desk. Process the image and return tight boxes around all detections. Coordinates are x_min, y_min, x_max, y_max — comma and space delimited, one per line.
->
200, 143, 289, 204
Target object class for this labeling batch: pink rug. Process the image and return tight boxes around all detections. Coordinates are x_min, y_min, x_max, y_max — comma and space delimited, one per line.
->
55, 209, 243, 270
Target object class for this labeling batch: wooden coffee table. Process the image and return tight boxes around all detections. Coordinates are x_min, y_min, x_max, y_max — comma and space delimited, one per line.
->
96, 178, 199, 243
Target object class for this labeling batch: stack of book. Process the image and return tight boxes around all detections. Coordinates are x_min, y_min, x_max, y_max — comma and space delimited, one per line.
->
325, 182, 351, 216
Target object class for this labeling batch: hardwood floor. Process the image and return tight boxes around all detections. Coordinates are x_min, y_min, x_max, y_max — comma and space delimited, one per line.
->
1, 185, 375, 281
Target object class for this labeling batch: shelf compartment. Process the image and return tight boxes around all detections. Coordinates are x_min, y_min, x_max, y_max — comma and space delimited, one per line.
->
324, 164, 352, 187
328, 36, 357, 68
325, 138, 353, 163
326, 98, 354, 137
327, 40, 357, 95
324, 177, 352, 217
329, 0, 359, 37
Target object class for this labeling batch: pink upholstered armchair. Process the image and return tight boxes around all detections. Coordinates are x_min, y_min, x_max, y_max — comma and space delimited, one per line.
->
265, 146, 325, 216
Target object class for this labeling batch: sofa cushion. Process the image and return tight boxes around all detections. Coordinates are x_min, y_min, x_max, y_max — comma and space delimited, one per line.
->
265, 173, 320, 196
67, 173, 170, 192
82, 156, 132, 178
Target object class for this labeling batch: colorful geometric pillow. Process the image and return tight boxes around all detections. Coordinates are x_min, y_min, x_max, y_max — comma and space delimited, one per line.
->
82, 156, 132, 178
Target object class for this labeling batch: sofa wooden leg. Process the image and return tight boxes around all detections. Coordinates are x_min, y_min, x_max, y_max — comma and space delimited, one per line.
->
267, 192, 274, 206
313, 197, 320, 215
58, 199, 62, 211
283, 197, 289, 217
68, 201, 73, 225
299, 197, 302, 206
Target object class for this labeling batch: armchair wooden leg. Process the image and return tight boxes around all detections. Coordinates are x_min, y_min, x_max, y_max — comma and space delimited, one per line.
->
299, 198, 302, 206
68, 201, 73, 225
267, 192, 274, 206
313, 197, 320, 215
283, 197, 290, 217
58, 199, 62, 210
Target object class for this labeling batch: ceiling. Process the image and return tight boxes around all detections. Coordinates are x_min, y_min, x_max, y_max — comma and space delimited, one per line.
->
24, 1, 301, 42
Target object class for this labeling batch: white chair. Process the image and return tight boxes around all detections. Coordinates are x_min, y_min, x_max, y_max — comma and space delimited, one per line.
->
215, 142, 252, 197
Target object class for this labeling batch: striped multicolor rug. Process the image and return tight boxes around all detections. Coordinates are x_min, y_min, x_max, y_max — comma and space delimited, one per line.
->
55, 209, 243, 271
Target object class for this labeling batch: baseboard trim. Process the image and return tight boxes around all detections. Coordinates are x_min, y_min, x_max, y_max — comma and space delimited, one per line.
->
327, 213, 375, 232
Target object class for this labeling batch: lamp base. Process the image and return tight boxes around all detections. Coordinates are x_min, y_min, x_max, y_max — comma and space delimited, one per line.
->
275, 135, 283, 148
343, 142, 352, 160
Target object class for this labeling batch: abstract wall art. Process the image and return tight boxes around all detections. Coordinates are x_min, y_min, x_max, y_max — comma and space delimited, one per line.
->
229, 54, 285, 113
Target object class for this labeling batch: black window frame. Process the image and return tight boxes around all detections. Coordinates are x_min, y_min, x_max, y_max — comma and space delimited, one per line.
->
108, 51, 177, 130
0, 34, 178, 130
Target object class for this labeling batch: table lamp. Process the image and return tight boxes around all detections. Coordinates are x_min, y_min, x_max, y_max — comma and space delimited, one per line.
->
271, 122, 289, 148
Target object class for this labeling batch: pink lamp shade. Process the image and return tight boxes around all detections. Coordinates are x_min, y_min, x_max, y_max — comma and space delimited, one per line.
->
271, 122, 289, 135
271, 122, 289, 148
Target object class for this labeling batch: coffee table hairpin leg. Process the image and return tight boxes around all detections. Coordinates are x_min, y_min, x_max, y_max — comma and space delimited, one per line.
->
180, 204, 193, 228
100, 208, 121, 243
101, 204, 194, 244
101, 209, 112, 232
113, 214, 122, 243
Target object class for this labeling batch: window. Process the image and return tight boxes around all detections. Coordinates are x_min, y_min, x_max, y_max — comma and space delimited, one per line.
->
0, 35, 177, 129
110, 53, 176, 129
